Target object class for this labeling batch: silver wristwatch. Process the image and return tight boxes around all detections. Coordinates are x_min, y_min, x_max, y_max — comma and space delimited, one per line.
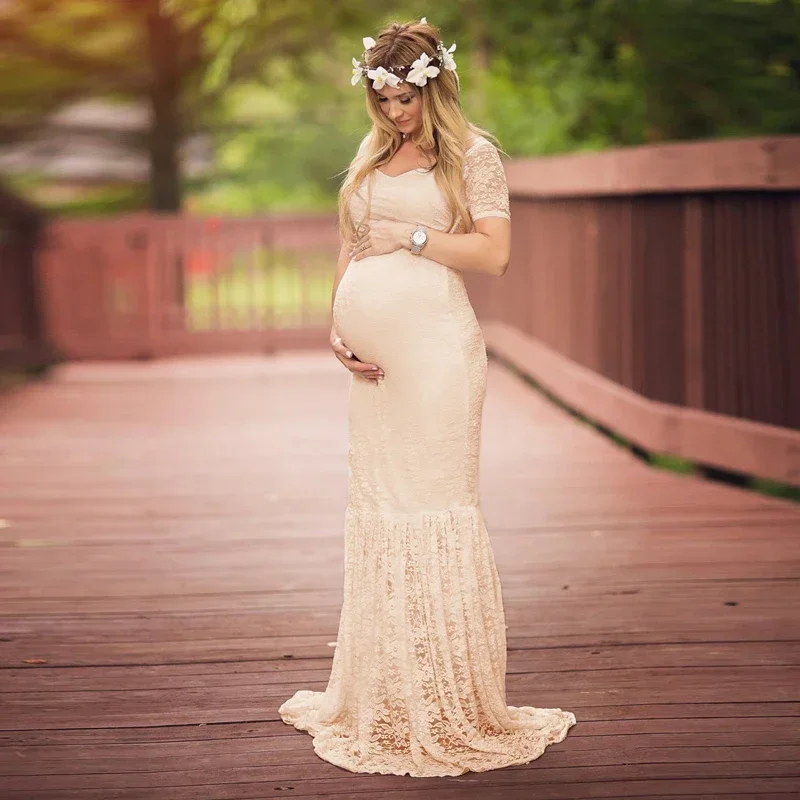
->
410, 225, 428, 255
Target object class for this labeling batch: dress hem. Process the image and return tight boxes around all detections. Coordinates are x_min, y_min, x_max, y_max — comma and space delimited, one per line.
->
279, 688, 578, 778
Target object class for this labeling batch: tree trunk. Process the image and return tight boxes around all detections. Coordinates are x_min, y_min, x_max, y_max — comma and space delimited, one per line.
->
146, 0, 183, 211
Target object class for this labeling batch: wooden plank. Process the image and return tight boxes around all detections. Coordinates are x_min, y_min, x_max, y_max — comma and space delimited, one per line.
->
1, 355, 798, 797
4, 641, 799, 696
3, 665, 799, 730
3, 767, 800, 798
505, 135, 800, 198
3, 787, 799, 800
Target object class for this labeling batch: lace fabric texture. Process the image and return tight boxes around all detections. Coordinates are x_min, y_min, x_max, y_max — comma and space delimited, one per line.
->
279, 134, 577, 776
280, 506, 576, 776
463, 138, 511, 222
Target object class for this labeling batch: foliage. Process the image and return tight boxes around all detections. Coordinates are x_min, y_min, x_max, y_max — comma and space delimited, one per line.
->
3, 0, 799, 212
0, 0, 370, 210
478, 0, 800, 150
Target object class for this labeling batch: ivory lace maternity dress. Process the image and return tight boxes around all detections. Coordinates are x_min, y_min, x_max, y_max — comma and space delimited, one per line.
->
278, 134, 577, 777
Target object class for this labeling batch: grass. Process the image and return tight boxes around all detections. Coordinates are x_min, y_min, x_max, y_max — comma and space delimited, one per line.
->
182, 249, 334, 330
649, 453, 698, 475
751, 477, 800, 503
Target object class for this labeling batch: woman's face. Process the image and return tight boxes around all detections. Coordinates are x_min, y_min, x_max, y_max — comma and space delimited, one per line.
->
374, 84, 422, 136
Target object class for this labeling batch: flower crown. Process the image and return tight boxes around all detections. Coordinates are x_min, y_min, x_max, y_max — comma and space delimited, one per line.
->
350, 17, 457, 90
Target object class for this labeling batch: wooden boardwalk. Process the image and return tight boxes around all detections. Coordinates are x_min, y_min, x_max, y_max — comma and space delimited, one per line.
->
1, 352, 799, 799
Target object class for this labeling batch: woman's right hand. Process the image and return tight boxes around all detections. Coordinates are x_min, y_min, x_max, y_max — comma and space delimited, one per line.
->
330, 330, 384, 383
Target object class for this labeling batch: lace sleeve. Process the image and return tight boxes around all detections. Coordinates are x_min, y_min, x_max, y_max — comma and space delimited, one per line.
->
464, 139, 510, 222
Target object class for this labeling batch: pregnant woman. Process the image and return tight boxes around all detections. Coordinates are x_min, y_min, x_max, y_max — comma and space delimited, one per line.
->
278, 17, 577, 777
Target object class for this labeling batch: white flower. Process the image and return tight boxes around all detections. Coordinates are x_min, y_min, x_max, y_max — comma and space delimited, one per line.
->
441, 42, 457, 71
367, 66, 401, 90
363, 36, 376, 50
406, 52, 440, 86
351, 57, 363, 85
420, 16, 427, 23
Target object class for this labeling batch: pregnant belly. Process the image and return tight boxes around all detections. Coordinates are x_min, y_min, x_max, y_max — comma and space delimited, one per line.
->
333, 250, 448, 365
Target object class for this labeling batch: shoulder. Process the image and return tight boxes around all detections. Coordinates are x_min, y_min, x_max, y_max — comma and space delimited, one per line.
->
465, 134, 493, 155
461, 133, 511, 220
463, 135, 503, 170
463, 135, 506, 180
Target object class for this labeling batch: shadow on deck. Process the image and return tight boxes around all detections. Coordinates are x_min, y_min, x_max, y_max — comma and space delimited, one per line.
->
1, 353, 799, 798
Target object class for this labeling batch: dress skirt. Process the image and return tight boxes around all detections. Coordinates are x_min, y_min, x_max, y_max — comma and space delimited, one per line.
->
278, 249, 577, 777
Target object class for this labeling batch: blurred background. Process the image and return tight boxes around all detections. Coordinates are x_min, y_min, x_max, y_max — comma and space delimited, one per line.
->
2, 0, 799, 214
1, 0, 799, 489
0, 0, 800, 215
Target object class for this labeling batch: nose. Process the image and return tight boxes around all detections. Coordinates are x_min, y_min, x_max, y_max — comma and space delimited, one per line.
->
388, 103, 404, 120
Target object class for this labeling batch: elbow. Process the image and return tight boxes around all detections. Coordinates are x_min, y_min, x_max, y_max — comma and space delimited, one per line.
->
476, 231, 509, 276
493, 240, 511, 276
492, 252, 510, 277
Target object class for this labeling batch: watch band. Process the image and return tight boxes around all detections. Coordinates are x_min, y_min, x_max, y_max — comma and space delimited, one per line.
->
410, 225, 427, 255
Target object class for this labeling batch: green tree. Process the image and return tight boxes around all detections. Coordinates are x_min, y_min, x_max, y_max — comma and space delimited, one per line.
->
0, 0, 367, 210
478, 0, 800, 151
5, 0, 798, 213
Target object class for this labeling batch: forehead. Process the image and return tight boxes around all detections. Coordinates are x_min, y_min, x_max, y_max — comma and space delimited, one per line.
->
375, 85, 414, 98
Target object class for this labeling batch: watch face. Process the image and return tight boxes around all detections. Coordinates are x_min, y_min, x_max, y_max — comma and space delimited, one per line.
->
412, 230, 426, 245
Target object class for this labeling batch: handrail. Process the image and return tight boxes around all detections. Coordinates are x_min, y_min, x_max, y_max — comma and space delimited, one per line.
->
505, 135, 800, 197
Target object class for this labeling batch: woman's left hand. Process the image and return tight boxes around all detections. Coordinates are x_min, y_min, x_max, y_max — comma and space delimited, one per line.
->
350, 220, 407, 261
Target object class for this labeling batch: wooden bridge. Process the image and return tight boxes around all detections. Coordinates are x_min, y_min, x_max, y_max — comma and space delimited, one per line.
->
1, 353, 799, 798
1, 135, 799, 797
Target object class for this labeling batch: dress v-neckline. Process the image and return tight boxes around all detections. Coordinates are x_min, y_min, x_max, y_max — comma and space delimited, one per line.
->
375, 166, 431, 179
372, 137, 484, 179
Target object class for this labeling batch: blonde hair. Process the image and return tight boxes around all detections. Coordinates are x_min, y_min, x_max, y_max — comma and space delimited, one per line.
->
337, 18, 501, 244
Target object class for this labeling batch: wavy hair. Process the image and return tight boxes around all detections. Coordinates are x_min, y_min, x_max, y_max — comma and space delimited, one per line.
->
337, 18, 501, 244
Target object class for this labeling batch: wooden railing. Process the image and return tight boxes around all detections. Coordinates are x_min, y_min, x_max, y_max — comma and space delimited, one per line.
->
37, 212, 341, 359
463, 136, 800, 484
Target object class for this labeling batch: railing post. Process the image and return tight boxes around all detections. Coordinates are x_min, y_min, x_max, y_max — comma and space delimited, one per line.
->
144, 215, 160, 358
683, 196, 705, 410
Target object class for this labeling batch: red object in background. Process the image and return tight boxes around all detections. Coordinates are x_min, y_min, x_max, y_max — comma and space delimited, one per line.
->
186, 217, 223, 275
186, 249, 213, 275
